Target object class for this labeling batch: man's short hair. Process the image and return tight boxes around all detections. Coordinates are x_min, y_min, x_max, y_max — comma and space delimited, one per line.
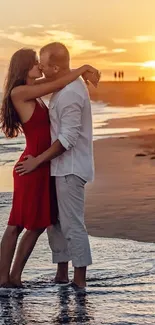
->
40, 42, 70, 68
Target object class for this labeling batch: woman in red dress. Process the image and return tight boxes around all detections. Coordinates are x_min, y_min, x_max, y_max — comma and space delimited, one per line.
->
0, 48, 99, 287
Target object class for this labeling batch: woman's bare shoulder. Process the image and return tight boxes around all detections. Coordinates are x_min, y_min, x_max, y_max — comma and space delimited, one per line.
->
11, 85, 25, 97
11, 85, 28, 101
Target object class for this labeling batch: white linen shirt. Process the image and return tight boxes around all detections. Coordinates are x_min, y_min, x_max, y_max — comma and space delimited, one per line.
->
49, 78, 94, 182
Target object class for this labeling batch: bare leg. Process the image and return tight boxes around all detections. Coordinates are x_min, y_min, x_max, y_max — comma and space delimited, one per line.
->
73, 267, 86, 288
10, 228, 44, 287
55, 262, 69, 283
0, 225, 23, 287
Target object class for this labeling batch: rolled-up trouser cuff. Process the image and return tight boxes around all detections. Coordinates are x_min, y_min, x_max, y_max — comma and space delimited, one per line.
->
71, 234, 93, 267
72, 258, 92, 268
52, 251, 71, 264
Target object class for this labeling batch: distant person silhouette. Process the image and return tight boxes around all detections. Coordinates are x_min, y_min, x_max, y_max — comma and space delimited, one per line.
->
121, 71, 124, 80
118, 71, 121, 80
114, 72, 117, 80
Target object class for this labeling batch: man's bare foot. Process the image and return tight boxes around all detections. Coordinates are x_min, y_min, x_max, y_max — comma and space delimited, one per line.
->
54, 262, 69, 283
54, 276, 69, 284
71, 281, 86, 290
73, 267, 86, 288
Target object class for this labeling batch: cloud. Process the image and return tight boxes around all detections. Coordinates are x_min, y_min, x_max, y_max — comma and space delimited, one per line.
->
111, 61, 144, 67
9, 26, 20, 30
0, 26, 130, 74
113, 35, 155, 44
0, 27, 127, 60
50, 24, 60, 29
0, 25, 148, 73
9, 24, 44, 30
112, 48, 126, 53
135, 36, 155, 43
29, 24, 44, 28
0, 31, 37, 47
45, 30, 107, 55
0, 28, 107, 55
142, 61, 155, 69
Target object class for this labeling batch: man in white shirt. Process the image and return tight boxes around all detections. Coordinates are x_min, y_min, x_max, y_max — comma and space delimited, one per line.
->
41, 43, 94, 288
17, 43, 95, 288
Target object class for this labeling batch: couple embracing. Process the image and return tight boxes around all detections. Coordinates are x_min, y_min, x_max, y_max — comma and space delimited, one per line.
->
0, 42, 100, 289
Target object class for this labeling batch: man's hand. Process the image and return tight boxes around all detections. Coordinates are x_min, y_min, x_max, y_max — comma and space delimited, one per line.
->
15, 155, 39, 175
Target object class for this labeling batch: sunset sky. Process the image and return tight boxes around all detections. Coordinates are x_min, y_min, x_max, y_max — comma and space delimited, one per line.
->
0, 0, 155, 87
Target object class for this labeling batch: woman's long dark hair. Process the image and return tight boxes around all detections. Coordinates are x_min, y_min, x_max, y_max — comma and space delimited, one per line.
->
0, 48, 36, 138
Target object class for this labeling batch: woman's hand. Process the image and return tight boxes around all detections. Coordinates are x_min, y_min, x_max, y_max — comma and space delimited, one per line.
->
82, 71, 101, 87
82, 65, 101, 87
15, 155, 39, 175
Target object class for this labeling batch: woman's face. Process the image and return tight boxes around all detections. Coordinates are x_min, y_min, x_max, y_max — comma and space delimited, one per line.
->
28, 56, 43, 79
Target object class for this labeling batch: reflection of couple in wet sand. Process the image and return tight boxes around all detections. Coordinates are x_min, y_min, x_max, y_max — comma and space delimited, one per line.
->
0, 286, 94, 324
0, 42, 100, 289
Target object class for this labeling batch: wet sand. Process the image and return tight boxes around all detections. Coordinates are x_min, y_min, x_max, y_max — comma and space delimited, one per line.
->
85, 115, 155, 243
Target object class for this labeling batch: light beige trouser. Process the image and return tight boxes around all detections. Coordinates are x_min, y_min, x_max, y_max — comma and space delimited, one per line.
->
47, 175, 92, 267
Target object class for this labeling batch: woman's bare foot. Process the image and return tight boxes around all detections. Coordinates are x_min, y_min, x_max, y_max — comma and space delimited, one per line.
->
9, 276, 23, 288
0, 282, 12, 288
0, 275, 11, 288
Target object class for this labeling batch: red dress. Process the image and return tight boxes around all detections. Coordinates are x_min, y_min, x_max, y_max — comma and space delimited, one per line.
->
8, 99, 58, 230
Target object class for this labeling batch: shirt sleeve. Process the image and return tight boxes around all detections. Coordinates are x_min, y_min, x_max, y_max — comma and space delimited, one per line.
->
56, 90, 84, 150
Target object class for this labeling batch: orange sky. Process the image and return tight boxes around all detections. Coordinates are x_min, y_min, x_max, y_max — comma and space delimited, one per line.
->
0, 0, 155, 87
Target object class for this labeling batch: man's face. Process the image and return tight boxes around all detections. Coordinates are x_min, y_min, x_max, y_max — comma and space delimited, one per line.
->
39, 52, 58, 79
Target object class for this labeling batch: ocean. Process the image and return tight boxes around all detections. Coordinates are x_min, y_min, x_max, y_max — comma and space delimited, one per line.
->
0, 100, 155, 324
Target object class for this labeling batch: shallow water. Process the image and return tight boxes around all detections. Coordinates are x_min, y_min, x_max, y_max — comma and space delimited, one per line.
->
0, 193, 155, 325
